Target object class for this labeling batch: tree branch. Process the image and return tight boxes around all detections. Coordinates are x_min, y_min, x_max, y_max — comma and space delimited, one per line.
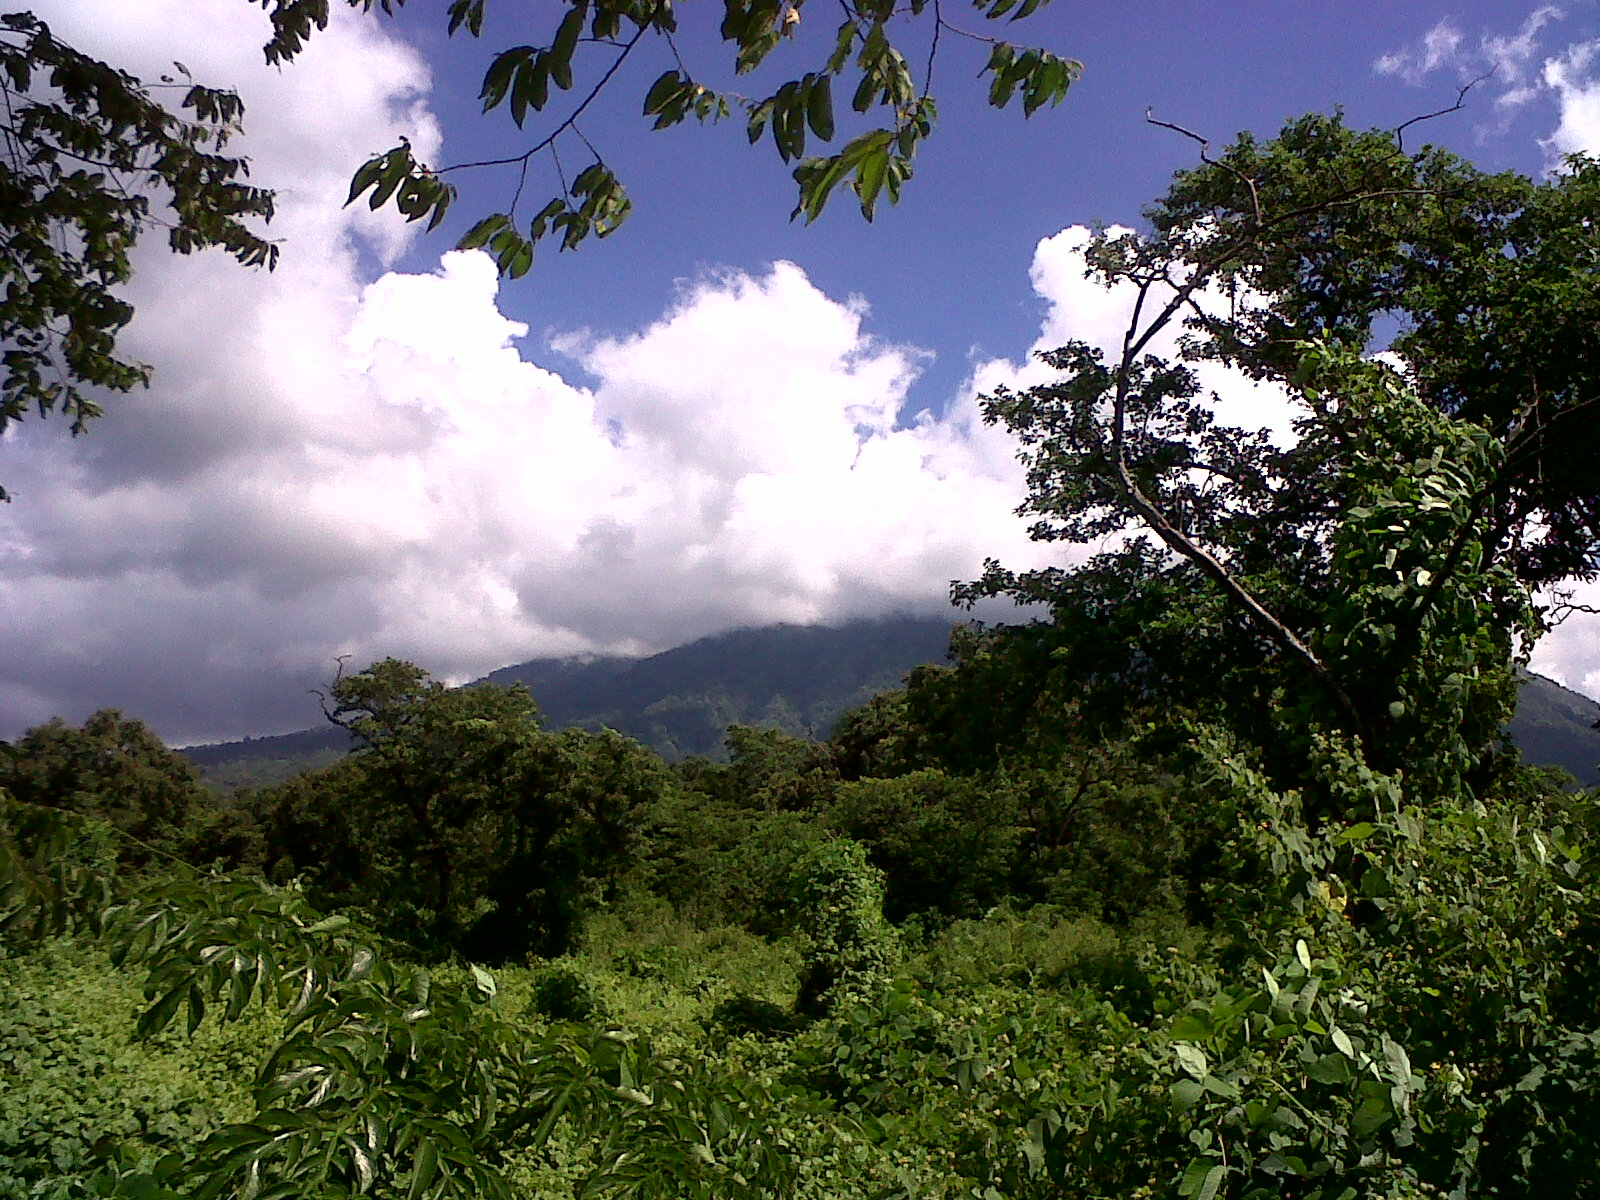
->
435, 27, 646, 177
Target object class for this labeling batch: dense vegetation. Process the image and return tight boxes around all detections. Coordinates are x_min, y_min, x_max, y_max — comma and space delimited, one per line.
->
179, 619, 1600, 791
7, 113, 1600, 1199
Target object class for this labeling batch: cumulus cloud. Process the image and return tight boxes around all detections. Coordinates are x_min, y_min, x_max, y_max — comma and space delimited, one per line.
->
0, 211, 1096, 743
10, 3, 1598, 746
0, 25, 1306, 753
1530, 581, 1600, 700
1541, 38, 1600, 159
1374, 7, 1563, 94
5, 2, 1161, 744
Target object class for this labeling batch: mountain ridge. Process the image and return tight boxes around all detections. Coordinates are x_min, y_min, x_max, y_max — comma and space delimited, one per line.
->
179, 617, 1600, 790
179, 615, 960, 785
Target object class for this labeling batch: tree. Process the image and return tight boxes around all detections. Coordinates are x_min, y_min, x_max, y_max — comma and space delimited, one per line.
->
0, 12, 276, 500
961, 113, 1573, 798
0, 707, 209, 863
277, 658, 665, 957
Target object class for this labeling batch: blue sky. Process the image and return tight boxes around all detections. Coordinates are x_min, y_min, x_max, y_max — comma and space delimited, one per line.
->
3, 1, 1600, 743
383, 0, 1587, 409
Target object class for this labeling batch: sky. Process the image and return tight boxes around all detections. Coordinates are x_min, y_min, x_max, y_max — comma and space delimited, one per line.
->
3, 0, 1600, 745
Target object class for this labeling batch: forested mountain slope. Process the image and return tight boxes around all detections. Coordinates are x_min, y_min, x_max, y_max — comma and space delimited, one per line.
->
180, 615, 958, 784
1506, 671, 1600, 787
181, 615, 1600, 789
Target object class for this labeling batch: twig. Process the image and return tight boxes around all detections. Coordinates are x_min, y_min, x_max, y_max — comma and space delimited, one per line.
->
1394, 71, 1491, 153
1147, 109, 1262, 226
436, 26, 647, 176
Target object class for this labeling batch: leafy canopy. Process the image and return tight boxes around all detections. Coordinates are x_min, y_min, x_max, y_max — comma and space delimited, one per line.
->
0, 12, 276, 500
962, 115, 1581, 796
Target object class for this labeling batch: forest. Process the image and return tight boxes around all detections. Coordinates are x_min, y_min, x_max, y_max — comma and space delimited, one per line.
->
6, 12, 1600, 1198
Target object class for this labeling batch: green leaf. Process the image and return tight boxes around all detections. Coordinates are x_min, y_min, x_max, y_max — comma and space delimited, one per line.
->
643, 70, 683, 116
1169, 1011, 1213, 1041
408, 1139, 439, 1200
480, 47, 528, 110
138, 979, 190, 1039
1307, 1054, 1352, 1085
806, 74, 834, 142
1179, 1157, 1219, 1198
1173, 1042, 1208, 1080
1170, 1078, 1205, 1113
345, 157, 385, 207
550, 3, 585, 77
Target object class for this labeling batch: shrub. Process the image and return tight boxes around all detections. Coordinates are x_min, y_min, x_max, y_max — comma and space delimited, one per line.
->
790, 838, 900, 1017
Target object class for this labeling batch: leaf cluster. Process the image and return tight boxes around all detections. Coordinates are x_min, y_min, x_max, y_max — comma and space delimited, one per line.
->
0, 13, 276, 498
289, 0, 1080, 269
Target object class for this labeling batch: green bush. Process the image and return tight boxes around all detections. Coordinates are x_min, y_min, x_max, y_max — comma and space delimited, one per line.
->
825, 769, 1021, 922
0, 939, 271, 1197
251, 662, 668, 960
528, 964, 610, 1023
0, 709, 213, 869
790, 838, 900, 1017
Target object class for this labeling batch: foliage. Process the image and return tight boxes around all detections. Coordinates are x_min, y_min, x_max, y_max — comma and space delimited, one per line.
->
718, 724, 841, 810
0, 709, 211, 868
966, 327, 1535, 797
1143, 114, 1600, 591
12, 103, 1600, 1200
1, 800, 798, 1200
826, 769, 1019, 922
957, 113, 1600, 794
790, 838, 899, 1017
0, 939, 269, 1198
529, 963, 612, 1024
0, 12, 275, 499
634, 774, 826, 932
262, 0, 1082, 275
261, 659, 668, 959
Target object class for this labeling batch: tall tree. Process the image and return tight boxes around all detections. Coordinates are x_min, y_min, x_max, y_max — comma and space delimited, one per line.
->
279, 658, 665, 958
962, 114, 1579, 794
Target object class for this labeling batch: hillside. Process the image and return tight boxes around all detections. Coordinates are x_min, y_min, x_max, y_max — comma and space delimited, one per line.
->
180, 616, 1600, 790
181, 615, 959, 786
1505, 671, 1600, 788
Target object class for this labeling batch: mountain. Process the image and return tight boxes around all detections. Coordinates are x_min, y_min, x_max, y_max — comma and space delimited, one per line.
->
181, 615, 959, 787
180, 616, 1600, 791
1504, 671, 1600, 788
480, 614, 955, 756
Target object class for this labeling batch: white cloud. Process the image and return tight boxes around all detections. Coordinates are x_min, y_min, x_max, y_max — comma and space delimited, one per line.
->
1372, 5, 1600, 161
10, 3, 1600, 745
1531, 581, 1600, 695
0, 0, 1106, 743
1488, 6, 1567, 103
1375, 19, 1468, 86
2, 126, 1315, 745
1541, 39, 1600, 160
